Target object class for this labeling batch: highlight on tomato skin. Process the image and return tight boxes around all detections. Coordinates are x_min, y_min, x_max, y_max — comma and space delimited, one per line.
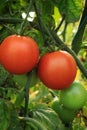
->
38, 50, 77, 90
0, 35, 39, 75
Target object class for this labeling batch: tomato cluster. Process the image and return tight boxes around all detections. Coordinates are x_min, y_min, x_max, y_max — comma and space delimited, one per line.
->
0, 35, 86, 123
0, 34, 77, 90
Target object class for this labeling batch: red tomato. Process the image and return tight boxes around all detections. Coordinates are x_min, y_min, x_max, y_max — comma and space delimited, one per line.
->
0, 35, 39, 74
38, 51, 77, 90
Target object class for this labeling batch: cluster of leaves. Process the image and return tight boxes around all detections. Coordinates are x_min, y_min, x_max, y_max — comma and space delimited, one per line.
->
0, 0, 87, 130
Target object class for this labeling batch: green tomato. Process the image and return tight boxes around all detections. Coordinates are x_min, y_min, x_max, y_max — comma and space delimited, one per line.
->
60, 81, 87, 110
50, 97, 77, 123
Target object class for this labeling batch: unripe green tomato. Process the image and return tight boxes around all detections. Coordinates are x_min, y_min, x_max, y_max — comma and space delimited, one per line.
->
60, 81, 87, 110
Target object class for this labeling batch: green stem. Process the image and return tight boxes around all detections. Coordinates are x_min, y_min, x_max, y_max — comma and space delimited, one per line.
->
24, 71, 32, 117
33, 0, 47, 43
72, 0, 87, 54
0, 17, 22, 24
79, 0, 87, 26
65, 47, 87, 78
55, 15, 65, 32
62, 22, 68, 42
19, 0, 33, 35
2, 24, 17, 34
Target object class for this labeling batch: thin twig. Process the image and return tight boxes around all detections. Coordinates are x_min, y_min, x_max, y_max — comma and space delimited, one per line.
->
33, 0, 46, 43
19, 0, 33, 35
55, 16, 65, 32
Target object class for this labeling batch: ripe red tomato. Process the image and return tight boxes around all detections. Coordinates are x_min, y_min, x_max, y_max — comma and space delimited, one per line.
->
0, 35, 39, 74
38, 51, 77, 90
60, 81, 87, 110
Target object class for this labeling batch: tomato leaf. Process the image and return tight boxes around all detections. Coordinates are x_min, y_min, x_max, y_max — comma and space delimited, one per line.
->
32, 108, 65, 130
36, 0, 55, 28
57, 0, 83, 23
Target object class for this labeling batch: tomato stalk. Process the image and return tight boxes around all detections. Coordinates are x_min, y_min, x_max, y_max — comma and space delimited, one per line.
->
33, 0, 48, 44
24, 71, 32, 117
19, 0, 33, 35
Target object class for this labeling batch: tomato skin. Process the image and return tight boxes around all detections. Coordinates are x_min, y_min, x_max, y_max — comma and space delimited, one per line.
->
0, 35, 39, 74
38, 51, 77, 90
60, 81, 87, 110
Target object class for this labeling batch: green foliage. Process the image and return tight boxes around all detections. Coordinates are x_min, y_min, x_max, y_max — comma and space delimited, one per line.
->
0, 0, 87, 130
33, 109, 64, 130
0, 100, 10, 130
53, 0, 83, 23
0, 65, 9, 86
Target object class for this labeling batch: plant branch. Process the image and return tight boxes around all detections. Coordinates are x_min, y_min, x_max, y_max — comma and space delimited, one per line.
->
33, 0, 47, 43
72, 0, 87, 54
19, 0, 33, 35
0, 17, 22, 24
79, 0, 87, 26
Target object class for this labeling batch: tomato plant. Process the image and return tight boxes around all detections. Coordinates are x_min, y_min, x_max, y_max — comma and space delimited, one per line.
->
0, 0, 87, 130
38, 50, 77, 90
60, 81, 87, 110
0, 35, 39, 74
